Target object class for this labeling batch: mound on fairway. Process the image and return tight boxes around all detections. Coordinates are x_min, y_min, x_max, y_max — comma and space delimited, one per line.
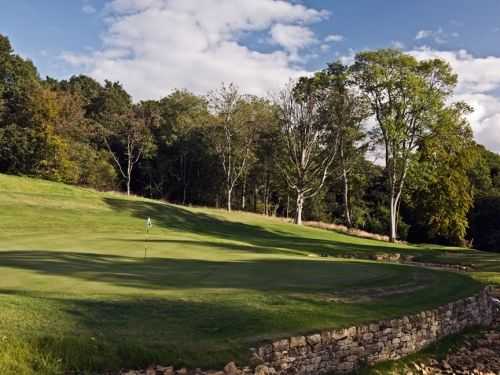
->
0, 174, 481, 373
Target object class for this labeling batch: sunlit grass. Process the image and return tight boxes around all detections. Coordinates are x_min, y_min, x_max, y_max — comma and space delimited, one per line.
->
0, 173, 494, 373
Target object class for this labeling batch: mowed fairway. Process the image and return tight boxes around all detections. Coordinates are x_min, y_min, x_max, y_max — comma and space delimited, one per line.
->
0, 174, 482, 373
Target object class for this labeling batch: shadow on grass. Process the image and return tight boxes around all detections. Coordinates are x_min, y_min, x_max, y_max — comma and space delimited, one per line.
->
110, 238, 307, 257
103, 198, 405, 257
0, 262, 481, 373
102, 197, 500, 271
0, 290, 291, 370
0, 250, 421, 293
0, 250, 483, 371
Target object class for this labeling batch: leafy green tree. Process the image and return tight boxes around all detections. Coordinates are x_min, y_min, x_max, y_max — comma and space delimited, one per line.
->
90, 82, 155, 195
0, 35, 79, 182
408, 104, 477, 244
238, 98, 278, 212
61, 75, 103, 105
316, 62, 371, 227
208, 84, 264, 211
472, 145, 500, 196
352, 49, 457, 241
131, 91, 219, 205
248, 106, 282, 215
103, 105, 156, 195
158, 91, 211, 203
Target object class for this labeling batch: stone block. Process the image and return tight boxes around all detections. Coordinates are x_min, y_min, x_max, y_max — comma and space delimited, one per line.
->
290, 335, 306, 348
272, 339, 289, 352
306, 334, 321, 346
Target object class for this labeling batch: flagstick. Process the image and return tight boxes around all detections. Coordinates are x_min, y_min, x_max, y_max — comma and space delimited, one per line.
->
145, 217, 152, 259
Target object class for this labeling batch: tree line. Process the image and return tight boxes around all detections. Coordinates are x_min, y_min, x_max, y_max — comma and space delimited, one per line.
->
1, 34, 499, 250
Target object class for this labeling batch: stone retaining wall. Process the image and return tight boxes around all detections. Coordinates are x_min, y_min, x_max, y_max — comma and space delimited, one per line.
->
254, 287, 496, 375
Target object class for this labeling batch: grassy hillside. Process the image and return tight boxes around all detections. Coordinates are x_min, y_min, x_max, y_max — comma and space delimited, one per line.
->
0, 174, 493, 374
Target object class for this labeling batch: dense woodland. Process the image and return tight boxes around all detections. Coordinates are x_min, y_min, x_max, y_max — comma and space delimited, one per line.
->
1, 34, 499, 250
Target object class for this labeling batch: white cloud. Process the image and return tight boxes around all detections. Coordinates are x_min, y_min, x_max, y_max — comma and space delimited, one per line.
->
337, 49, 356, 66
269, 24, 317, 57
410, 48, 500, 152
415, 28, 449, 44
64, 0, 328, 100
415, 30, 433, 40
324, 34, 344, 43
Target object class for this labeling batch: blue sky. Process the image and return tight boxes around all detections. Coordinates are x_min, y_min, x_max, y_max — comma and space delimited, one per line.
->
1, 0, 500, 151
3, 1, 500, 75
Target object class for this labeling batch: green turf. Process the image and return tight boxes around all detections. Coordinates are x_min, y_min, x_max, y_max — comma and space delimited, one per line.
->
0, 173, 494, 374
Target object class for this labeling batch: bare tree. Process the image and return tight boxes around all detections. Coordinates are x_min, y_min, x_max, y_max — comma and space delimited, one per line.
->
101, 106, 155, 195
209, 84, 257, 211
277, 82, 339, 225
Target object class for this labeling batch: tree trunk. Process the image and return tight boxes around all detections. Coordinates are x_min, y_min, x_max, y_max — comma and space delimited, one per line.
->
340, 143, 352, 228
295, 192, 304, 225
389, 195, 397, 242
126, 176, 131, 196
264, 171, 270, 216
264, 189, 269, 216
342, 166, 352, 228
227, 187, 232, 212
241, 175, 246, 210
286, 194, 290, 219
181, 153, 187, 204
254, 187, 258, 213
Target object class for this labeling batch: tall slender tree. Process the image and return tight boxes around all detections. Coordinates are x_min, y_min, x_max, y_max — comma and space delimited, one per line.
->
352, 49, 457, 241
208, 84, 264, 211
312, 63, 370, 227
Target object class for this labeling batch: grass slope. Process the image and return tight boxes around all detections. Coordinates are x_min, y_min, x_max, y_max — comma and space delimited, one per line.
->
0, 174, 494, 374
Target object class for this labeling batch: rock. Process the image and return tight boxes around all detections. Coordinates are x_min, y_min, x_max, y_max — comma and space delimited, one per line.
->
224, 362, 240, 375
306, 334, 321, 345
272, 339, 289, 351
249, 353, 265, 367
289, 335, 306, 348
117, 288, 497, 375
441, 360, 451, 369
254, 365, 270, 375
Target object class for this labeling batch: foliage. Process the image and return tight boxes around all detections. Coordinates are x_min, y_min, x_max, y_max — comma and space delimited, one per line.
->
352, 49, 457, 241
208, 84, 275, 211
318, 62, 371, 227
407, 104, 477, 245
0, 34, 499, 248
